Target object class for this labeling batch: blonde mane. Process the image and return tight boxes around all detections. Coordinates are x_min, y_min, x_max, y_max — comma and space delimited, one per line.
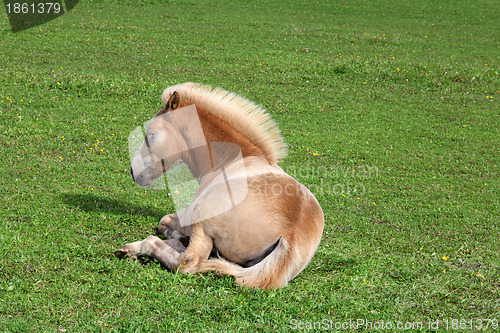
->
161, 82, 288, 164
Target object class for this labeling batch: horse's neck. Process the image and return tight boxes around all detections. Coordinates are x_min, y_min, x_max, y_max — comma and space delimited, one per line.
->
181, 142, 244, 184
196, 105, 266, 160
175, 103, 266, 183
181, 145, 213, 181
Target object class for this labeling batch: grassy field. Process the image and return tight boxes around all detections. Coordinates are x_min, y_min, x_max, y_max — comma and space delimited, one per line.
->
0, 0, 498, 331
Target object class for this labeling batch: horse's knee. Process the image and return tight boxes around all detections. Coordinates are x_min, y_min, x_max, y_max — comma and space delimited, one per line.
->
158, 214, 177, 235
159, 214, 187, 240
158, 215, 172, 232
178, 254, 199, 274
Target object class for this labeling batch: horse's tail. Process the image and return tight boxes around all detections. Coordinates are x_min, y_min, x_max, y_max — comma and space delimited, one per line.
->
198, 210, 324, 289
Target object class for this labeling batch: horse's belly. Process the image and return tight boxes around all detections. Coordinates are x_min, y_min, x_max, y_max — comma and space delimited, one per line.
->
203, 171, 310, 265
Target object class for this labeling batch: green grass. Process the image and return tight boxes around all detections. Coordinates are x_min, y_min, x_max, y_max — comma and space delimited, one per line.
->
0, 0, 498, 331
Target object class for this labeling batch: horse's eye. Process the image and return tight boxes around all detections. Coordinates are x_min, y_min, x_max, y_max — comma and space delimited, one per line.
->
143, 154, 155, 165
145, 132, 155, 144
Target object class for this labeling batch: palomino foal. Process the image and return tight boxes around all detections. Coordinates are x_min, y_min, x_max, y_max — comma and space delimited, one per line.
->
116, 83, 324, 289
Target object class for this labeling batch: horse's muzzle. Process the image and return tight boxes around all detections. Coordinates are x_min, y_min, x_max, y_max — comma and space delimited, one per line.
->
130, 167, 135, 182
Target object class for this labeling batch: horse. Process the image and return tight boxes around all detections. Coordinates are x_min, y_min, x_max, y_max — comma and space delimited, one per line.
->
115, 82, 324, 289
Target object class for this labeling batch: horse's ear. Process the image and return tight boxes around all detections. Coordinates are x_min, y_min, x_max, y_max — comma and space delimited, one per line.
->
166, 91, 180, 111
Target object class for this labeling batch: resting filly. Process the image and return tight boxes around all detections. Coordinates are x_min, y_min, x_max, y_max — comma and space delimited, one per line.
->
116, 83, 324, 289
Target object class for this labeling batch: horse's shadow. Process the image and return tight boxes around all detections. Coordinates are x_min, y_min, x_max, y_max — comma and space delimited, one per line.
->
61, 193, 166, 219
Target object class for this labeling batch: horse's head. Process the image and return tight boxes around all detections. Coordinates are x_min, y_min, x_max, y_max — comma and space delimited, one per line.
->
130, 92, 187, 186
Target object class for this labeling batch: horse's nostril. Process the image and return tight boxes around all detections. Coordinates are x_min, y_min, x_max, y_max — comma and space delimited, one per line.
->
130, 167, 135, 181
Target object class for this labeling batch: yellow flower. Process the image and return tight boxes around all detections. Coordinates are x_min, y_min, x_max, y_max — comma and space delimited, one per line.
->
442, 256, 449, 260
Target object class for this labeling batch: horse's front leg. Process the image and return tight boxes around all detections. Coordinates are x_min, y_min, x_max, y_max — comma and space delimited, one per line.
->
115, 236, 184, 270
115, 224, 212, 274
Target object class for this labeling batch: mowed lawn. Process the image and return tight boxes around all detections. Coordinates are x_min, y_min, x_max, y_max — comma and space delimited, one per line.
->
0, 0, 498, 331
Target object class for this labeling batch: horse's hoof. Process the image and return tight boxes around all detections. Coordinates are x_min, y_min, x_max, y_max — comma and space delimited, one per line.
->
114, 249, 128, 259
114, 242, 141, 260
